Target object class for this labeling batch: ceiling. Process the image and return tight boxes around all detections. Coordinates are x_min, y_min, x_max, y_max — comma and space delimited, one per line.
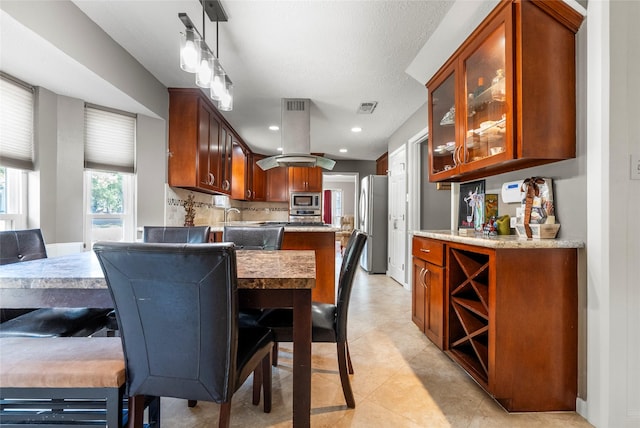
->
3, 1, 455, 162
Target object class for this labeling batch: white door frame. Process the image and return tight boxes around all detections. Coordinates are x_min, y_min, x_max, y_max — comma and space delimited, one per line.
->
407, 127, 429, 291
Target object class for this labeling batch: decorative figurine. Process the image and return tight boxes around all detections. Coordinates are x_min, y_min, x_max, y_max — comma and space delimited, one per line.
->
182, 193, 196, 227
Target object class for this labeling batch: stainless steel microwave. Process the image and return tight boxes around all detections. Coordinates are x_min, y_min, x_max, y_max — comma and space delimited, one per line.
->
289, 192, 322, 211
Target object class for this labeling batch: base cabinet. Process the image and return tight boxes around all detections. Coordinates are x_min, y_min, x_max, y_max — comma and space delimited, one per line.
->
412, 237, 445, 349
413, 237, 578, 412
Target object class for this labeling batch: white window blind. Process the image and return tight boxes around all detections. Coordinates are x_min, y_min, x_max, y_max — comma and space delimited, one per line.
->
84, 105, 136, 173
0, 74, 34, 170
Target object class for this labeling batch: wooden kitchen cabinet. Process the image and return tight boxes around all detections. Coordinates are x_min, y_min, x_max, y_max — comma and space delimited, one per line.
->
266, 167, 289, 202
412, 237, 445, 349
288, 166, 322, 192
447, 240, 577, 411
427, 0, 583, 182
169, 88, 233, 195
249, 154, 267, 201
231, 141, 248, 200
412, 235, 579, 411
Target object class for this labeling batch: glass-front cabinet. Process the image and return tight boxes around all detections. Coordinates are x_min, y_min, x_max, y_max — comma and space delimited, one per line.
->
427, 0, 583, 183
461, 19, 510, 171
429, 69, 457, 176
428, 5, 511, 181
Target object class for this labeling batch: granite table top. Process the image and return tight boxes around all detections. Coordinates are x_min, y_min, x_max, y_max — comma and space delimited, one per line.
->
0, 249, 315, 308
412, 230, 584, 249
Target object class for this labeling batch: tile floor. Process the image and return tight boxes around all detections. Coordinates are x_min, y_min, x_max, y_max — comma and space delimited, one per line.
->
161, 250, 593, 428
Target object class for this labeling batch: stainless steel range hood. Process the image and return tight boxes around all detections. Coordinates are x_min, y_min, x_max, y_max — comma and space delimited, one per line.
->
256, 99, 336, 171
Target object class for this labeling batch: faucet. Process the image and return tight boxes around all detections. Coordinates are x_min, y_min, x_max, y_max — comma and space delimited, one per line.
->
224, 207, 240, 223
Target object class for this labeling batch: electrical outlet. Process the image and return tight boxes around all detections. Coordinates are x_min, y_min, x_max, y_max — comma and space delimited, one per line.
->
632, 155, 640, 180
510, 217, 517, 228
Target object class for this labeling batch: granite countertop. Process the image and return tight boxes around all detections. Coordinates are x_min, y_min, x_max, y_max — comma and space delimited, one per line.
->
210, 222, 339, 232
413, 230, 584, 249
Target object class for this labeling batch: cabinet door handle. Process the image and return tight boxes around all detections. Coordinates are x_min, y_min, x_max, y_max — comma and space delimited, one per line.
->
223, 180, 230, 191
424, 268, 430, 288
209, 173, 215, 185
420, 248, 431, 253
419, 268, 427, 288
247, 189, 252, 199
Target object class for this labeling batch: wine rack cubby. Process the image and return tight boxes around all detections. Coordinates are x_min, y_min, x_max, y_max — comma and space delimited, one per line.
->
447, 248, 490, 385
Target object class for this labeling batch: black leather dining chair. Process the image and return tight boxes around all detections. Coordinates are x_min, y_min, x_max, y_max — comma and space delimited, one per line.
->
222, 226, 285, 331
102, 225, 213, 335
142, 225, 211, 243
222, 226, 284, 250
0, 229, 109, 337
257, 230, 367, 408
93, 242, 274, 428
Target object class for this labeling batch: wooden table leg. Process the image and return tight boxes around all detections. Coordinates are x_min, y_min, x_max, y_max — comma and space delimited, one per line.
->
127, 395, 144, 428
292, 289, 312, 428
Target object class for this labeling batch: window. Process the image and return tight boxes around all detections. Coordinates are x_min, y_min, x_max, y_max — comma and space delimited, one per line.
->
0, 73, 34, 170
331, 189, 343, 227
0, 167, 27, 231
84, 170, 134, 246
83, 105, 136, 247
0, 73, 32, 231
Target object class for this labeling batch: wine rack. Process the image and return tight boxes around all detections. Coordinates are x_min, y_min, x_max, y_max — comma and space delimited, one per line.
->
447, 247, 490, 385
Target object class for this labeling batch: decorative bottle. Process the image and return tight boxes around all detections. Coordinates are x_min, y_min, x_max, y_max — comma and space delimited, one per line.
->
491, 69, 505, 101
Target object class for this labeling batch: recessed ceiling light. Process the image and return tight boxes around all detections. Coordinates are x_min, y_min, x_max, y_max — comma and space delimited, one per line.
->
269, 125, 280, 131
339, 148, 348, 153
276, 147, 283, 152
351, 127, 362, 133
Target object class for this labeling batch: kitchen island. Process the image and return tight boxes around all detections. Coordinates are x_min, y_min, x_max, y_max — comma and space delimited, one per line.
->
411, 230, 583, 412
211, 223, 339, 304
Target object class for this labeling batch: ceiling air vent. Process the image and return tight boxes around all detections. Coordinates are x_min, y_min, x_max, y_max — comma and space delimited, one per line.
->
357, 101, 378, 114
286, 99, 306, 111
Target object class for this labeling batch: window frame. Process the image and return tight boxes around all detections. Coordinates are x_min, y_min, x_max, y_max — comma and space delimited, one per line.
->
0, 167, 28, 231
83, 170, 136, 248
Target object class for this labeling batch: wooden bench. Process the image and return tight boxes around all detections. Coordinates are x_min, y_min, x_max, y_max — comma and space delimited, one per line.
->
0, 337, 125, 427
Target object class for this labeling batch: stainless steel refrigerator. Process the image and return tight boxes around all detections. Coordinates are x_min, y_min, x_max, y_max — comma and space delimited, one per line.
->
359, 175, 388, 273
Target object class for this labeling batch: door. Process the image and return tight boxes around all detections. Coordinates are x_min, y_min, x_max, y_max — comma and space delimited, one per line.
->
388, 146, 407, 285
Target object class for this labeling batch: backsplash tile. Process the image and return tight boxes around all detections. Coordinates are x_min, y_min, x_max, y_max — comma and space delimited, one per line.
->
165, 186, 288, 226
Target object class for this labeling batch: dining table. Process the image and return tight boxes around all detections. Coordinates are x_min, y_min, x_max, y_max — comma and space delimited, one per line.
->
0, 249, 316, 428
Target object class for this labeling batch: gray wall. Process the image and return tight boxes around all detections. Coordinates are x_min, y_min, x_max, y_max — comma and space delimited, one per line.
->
6, 0, 169, 243
388, 102, 452, 231
331, 159, 376, 178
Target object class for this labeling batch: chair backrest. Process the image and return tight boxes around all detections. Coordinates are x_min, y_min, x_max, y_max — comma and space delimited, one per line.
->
222, 226, 284, 250
93, 242, 239, 403
0, 229, 47, 265
142, 226, 210, 243
335, 230, 367, 342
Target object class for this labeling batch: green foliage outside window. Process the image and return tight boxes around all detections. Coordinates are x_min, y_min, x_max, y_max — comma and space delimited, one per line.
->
91, 172, 124, 214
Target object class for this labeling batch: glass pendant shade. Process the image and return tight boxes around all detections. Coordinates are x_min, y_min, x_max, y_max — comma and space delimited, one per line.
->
218, 81, 233, 111
210, 59, 226, 101
196, 47, 214, 88
180, 28, 201, 73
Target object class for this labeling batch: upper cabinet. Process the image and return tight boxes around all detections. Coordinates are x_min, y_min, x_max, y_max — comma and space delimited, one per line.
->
288, 167, 323, 193
376, 152, 388, 176
168, 88, 233, 195
427, 0, 583, 182
266, 167, 289, 202
250, 154, 267, 201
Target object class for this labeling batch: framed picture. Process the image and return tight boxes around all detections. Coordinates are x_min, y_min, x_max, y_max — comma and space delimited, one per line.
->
458, 180, 485, 230
485, 193, 499, 219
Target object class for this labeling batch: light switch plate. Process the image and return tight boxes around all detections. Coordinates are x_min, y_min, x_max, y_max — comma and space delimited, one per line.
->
632, 155, 640, 180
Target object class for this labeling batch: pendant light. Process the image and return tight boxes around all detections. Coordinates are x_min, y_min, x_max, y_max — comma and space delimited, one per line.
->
179, 1, 233, 111
179, 27, 200, 73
